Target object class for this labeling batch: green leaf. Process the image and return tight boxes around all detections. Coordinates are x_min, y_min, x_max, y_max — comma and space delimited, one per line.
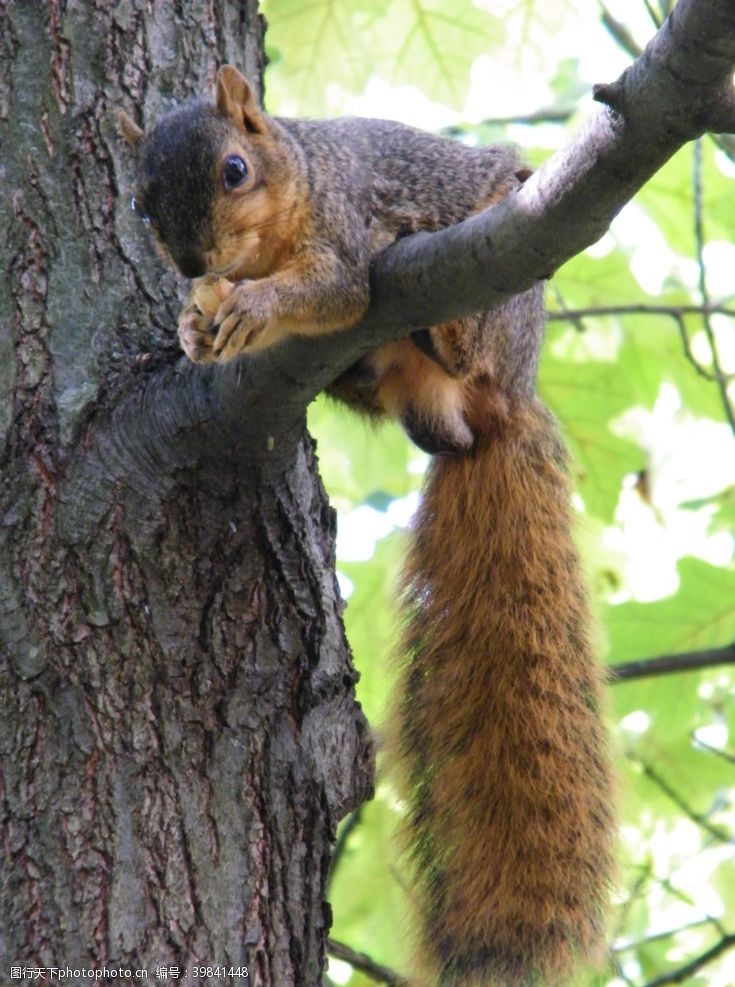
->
616, 306, 729, 422
553, 241, 649, 312
340, 534, 405, 724
637, 137, 735, 255
309, 395, 424, 512
606, 557, 735, 665
262, 0, 502, 113
540, 326, 643, 520
374, 0, 503, 107
262, 0, 383, 114
329, 791, 409, 978
708, 485, 735, 535
548, 57, 587, 104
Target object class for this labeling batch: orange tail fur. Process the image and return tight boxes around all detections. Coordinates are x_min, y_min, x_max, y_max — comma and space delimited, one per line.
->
393, 399, 615, 986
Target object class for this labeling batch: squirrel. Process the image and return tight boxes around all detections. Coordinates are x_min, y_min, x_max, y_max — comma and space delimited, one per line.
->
119, 65, 616, 986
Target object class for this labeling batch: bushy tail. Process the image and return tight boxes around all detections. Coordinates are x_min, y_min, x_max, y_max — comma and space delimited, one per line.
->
392, 400, 615, 986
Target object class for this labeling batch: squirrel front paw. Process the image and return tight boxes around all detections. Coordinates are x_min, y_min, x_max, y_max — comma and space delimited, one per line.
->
178, 278, 234, 364
212, 282, 287, 361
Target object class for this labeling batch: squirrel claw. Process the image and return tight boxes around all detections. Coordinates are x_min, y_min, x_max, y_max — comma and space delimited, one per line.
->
210, 281, 291, 360
212, 293, 271, 360
213, 318, 288, 362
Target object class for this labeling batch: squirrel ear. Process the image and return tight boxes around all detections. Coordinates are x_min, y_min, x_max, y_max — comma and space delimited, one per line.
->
117, 110, 145, 148
216, 65, 267, 135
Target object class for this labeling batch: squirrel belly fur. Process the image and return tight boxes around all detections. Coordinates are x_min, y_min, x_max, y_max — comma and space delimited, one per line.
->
119, 65, 616, 986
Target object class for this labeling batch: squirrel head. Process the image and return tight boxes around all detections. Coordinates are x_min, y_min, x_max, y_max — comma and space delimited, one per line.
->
118, 66, 299, 280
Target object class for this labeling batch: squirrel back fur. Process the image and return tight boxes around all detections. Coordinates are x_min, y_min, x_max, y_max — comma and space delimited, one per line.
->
120, 66, 616, 986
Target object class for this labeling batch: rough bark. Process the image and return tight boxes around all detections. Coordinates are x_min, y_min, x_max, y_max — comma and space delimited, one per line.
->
0, 4, 372, 986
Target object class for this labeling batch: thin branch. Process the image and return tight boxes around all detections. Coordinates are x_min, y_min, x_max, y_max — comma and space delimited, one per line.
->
693, 139, 735, 434
609, 643, 735, 682
547, 303, 735, 321
693, 737, 735, 766
599, 0, 735, 165
549, 302, 735, 382
615, 916, 716, 953
671, 310, 721, 384
442, 106, 577, 134
599, 3, 642, 59
641, 0, 663, 31
327, 806, 363, 890
611, 957, 637, 987
613, 861, 653, 943
641, 931, 735, 987
328, 938, 408, 986
634, 759, 732, 844
546, 303, 735, 385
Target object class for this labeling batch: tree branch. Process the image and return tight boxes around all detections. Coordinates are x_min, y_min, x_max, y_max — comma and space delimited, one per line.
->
641, 932, 735, 986
615, 917, 719, 953
219, 0, 735, 428
599, 2, 644, 60
609, 643, 735, 682
547, 303, 735, 322
442, 105, 577, 133
327, 806, 363, 890
599, 0, 735, 163
634, 759, 732, 843
692, 138, 735, 432
96, 0, 735, 473
693, 737, 735, 765
549, 302, 735, 383
327, 939, 408, 986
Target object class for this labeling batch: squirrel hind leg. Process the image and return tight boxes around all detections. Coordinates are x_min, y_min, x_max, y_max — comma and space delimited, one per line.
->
326, 356, 385, 417
411, 316, 484, 379
402, 403, 472, 456
372, 340, 474, 454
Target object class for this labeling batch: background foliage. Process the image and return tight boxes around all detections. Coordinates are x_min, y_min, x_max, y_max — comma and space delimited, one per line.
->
260, 1, 735, 984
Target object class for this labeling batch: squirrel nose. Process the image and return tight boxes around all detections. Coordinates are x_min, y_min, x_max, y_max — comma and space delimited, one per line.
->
176, 253, 207, 278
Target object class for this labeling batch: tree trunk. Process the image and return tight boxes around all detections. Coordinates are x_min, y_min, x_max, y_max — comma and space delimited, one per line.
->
0, 4, 373, 985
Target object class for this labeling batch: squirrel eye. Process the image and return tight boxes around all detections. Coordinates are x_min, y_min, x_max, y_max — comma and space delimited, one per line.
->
222, 154, 248, 190
131, 196, 150, 224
